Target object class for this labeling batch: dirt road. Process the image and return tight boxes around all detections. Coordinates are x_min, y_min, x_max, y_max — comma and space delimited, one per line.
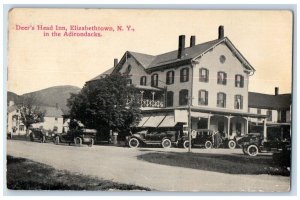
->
6, 140, 290, 192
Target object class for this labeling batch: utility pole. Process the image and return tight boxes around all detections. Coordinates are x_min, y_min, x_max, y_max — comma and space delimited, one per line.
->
188, 96, 192, 152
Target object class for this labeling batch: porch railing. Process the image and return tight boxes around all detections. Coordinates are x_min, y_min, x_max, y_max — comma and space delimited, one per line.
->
140, 99, 164, 108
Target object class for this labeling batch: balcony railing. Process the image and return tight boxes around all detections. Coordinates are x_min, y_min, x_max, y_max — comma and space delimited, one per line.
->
126, 98, 165, 108
140, 99, 164, 108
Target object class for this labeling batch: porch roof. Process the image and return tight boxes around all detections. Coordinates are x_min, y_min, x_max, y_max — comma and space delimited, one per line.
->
134, 85, 164, 91
188, 106, 267, 118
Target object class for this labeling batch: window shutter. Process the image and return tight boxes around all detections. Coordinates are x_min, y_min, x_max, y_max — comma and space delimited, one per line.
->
234, 95, 237, 109
186, 68, 189, 82
224, 73, 227, 85
206, 70, 209, 82
235, 75, 238, 87
205, 91, 208, 105
180, 69, 183, 82
172, 71, 175, 84
241, 76, 244, 88
241, 95, 243, 109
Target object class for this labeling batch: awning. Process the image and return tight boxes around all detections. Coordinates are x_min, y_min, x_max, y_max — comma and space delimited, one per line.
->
137, 116, 150, 127
142, 115, 166, 127
158, 115, 176, 127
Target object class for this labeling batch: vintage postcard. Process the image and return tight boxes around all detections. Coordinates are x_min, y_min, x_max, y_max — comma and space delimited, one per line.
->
6, 8, 293, 192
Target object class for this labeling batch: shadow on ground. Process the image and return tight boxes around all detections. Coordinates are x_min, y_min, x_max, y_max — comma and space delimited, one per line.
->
7, 155, 150, 191
137, 151, 290, 176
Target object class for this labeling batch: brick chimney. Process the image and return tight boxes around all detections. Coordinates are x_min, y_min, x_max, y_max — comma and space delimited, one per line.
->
178, 35, 186, 59
275, 87, 279, 96
190, 35, 196, 47
218, 25, 224, 39
114, 58, 118, 68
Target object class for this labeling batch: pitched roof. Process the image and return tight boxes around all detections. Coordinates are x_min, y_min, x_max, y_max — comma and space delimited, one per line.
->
248, 92, 291, 110
128, 51, 155, 68
39, 106, 64, 118
88, 67, 114, 82
147, 38, 223, 69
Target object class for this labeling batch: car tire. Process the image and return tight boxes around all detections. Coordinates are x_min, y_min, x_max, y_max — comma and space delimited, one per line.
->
75, 137, 82, 146
242, 146, 248, 155
88, 138, 94, 147
55, 136, 59, 145
183, 140, 190, 149
162, 138, 172, 148
228, 140, 236, 149
128, 138, 139, 148
205, 141, 213, 149
247, 145, 259, 156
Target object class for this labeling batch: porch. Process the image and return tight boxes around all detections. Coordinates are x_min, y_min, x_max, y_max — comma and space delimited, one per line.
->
135, 85, 166, 108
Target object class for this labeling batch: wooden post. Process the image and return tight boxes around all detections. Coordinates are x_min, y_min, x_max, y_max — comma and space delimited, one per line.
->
207, 114, 211, 129
263, 119, 267, 141
227, 116, 231, 138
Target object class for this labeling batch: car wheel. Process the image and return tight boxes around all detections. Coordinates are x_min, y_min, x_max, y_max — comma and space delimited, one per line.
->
228, 140, 236, 149
242, 146, 248, 155
183, 140, 190, 149
247, 145, 259, 156
55, 136, 59, 145
205, 141, 213, 149
88, 138, 94, 147
75, 137, 82, 146
162, 138, 172, 148
128, 138, 139, 148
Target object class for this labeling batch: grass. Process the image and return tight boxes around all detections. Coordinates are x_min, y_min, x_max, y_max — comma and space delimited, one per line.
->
6, 155, 150, 191
137, 151, 290, 176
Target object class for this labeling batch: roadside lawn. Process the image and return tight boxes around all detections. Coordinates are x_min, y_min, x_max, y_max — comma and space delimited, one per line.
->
137, 151, 290, 176
6, 155, 150, 191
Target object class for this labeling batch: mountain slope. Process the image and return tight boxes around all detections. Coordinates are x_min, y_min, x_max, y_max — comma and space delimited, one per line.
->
8, 85, 81, 114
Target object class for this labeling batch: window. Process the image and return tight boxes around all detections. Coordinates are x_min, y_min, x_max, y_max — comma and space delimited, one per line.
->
198, 90, 208, 105
197, 119, 208, 129
55, 117, 58, 121
151, 74, 158, 87
127, 79, 132, 85
140, 76, 147, 86
166, 91, 174, 107
180, 68, 189, 82
257, 109, 262, 121
19, 125, 24, 131
219, 55, 226, 64
179, 89, 189, 106
125, 65, 132, 74
217, 92, 226, 108
166, 71, 175, 85
236, 123, 242, 136
267, 110, 272, 121
234, 95, 243, 109
235, 75, 244, 88
217, 72, 227, 85
199, 68, 209, 82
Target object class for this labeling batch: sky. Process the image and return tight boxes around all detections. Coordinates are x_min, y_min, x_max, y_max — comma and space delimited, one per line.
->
7, 9, 293, 95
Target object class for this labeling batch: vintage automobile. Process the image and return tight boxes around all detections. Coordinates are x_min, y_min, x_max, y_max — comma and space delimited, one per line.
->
29, 128, 54, 143
182, 129, 214, 149
126, 128, 184, 148
53, 128, 96, 147
237, 132, 291, 156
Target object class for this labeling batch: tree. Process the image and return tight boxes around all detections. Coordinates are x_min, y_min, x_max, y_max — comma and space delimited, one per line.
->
19, 94, 45, 135
67, 73, 142, 138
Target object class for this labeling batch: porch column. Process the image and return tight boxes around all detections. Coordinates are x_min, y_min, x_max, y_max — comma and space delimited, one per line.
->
226, 116, 232, 138
151, 91, 155, 101
140, 91, 144, 107
243, 117, 249, 135
263, 119, 267, 141
207, 114, 211, 129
